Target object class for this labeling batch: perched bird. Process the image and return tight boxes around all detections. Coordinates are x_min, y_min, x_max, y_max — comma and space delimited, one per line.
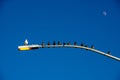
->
74, 42, 77, 45
63, 42, 66, 46
81, 43, 84, 46
58, 41, 61, 45
85, 45, 88, 50
47, 41, 50, 48
48, 41, 50, 45
42, 42, 44, 48
53, 41, 56, 48
91, 45, 94, 49
24, 39, 28, 45
67, 41, 70, 45
107, 51, 111, 55
53, 41, 56, 45
85, 45, 88, 47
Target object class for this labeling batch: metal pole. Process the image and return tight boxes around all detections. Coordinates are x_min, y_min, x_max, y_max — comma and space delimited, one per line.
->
37, 44, 120, 61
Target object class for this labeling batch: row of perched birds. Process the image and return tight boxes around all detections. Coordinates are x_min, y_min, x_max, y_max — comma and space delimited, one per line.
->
40, 41, 111, 55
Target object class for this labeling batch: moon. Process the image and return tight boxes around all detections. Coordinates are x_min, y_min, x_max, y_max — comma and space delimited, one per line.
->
102, 11, 107, 16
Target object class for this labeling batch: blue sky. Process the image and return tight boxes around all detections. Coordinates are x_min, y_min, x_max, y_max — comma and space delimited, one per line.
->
0, 0, 120, 80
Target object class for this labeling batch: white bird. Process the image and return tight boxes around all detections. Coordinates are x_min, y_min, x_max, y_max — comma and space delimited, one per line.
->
24, 39, 28, 45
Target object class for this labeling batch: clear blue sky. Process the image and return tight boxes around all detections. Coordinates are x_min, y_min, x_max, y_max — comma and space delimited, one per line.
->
0, 0, 120, 80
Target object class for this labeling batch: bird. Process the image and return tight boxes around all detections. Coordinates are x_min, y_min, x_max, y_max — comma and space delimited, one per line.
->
85, 45, 88, 50
80, 43, 84, 46
53, 41, 56, 45
107, 51, 111, 55
74, 42, 77, 45
58, 41, 61, 45
48, 41, 50, 45
42, 42, 44, 48
47, 41, 50, 48
63, 42, 66, 46
24, 39, 28, 45
67, 41, 70, 45
53, 41, 56, 48
91, 45, 94, 49
85, 45, 88, 47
